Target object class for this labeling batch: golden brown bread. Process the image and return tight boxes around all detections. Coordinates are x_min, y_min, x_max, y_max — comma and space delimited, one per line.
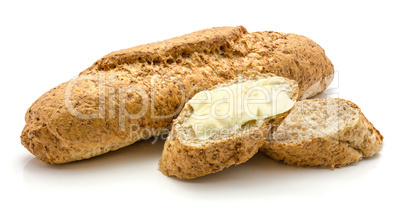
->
21, 26, 334, 164
259, 98, 383, 168
159, 73, 299, 179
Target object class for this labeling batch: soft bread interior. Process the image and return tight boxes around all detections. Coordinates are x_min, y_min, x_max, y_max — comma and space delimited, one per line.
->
175, 74, 298, 147
269, 98, 359, 143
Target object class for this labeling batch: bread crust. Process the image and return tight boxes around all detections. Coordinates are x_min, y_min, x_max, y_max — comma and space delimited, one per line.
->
158, 117, 269, 179
21, 26, 333, 164
159, 74, 299, 179
259, 98, 383, 168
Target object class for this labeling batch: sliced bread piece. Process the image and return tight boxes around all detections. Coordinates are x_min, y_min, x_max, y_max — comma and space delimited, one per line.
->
260, 98, 383, 168
159, 73, 299, 179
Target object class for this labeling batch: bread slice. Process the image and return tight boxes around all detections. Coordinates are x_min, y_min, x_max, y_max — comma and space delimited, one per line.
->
159, 73, 299, 179
259, 98, 383, 168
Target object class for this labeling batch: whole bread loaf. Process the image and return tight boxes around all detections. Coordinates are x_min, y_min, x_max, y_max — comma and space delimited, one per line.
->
21, 26, 334, 164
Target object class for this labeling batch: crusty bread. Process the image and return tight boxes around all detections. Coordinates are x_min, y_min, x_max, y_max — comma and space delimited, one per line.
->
21, 26, 333, 164
259, 98, 383, 168
159, 73, 299, 179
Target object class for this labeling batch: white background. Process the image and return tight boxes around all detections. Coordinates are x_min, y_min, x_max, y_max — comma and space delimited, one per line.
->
1, 0, 401, 210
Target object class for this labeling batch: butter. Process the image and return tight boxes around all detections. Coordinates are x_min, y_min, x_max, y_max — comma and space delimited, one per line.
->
187, 77, 295, 140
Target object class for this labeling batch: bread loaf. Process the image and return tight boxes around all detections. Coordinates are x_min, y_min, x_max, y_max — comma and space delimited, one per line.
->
21, 26, 334, 164
259, 98, 383, 168
159, 73, 299, 179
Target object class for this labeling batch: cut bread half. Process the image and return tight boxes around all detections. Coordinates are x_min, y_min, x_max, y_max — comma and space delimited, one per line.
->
260, 98, 383, 168
159, 73, 299, 179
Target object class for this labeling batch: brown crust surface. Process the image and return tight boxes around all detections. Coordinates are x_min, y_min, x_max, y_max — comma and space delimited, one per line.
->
158, 119, 268, 179
259, 98, 383, 168
21, 26, 333, 164
159, 74, 299, 179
